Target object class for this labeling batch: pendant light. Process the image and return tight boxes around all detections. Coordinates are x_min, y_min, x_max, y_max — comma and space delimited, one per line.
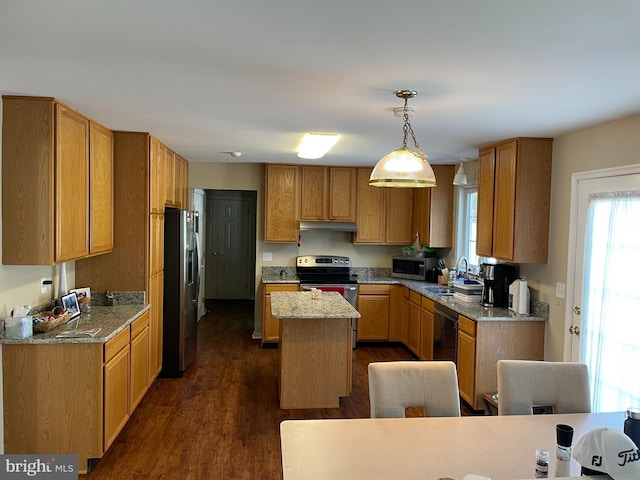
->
369, 90, 436, 188
453, 161, 468, 186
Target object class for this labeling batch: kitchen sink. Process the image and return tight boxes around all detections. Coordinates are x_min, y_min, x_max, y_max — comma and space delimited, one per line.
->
423, 286, 454, 296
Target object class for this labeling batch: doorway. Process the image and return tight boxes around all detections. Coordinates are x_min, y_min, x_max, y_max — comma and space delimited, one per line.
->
204, 190, 257, 300
566, 165, 640, 411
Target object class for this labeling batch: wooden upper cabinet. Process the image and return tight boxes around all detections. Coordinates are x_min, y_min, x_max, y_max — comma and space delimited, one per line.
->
149, 213, 164, 276
55, 104, 90, 262
149, 136, 164, 214
265, 164, 300, 242
89, 121, 114, 255
175, 154, 189, 208
300, 166, 356, 221
300, 166, 328, 220
164, 148, 176, 207
1, 96, 107, 265
477, 137, 553, 263
476, 148, 496, 257
492, 141, 518, 260
355, 167, 413, 244
412, 164, 455, 248
329, 167, 356, 221
355, 168, 385, 243
384, 187, 413, 244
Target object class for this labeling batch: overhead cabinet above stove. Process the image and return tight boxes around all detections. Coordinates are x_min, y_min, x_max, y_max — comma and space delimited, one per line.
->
300, 166, 357, 222
264, 164, 455, 246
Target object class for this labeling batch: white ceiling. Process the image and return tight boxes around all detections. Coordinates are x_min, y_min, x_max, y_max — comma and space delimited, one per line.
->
2, 0, 640, 166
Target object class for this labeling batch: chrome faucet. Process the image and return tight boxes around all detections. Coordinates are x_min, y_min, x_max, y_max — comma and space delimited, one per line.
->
456, 256, 469, 279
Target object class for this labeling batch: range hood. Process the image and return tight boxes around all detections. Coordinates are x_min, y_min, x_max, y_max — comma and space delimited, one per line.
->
299, 221, 357, 232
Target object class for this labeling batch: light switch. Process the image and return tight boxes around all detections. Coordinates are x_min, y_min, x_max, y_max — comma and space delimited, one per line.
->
555, 282, 566, 299
263, 252, 273, 262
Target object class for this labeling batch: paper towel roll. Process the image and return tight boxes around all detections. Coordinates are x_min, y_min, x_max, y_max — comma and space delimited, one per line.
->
518, 279, 529, 315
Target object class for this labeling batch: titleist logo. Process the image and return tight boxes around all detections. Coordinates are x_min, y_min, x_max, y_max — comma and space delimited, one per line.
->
590, 449, 640, 468
617, 448, 640, 467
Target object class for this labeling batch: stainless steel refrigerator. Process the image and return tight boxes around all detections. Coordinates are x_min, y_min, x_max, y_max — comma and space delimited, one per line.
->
162, 208, 199, 377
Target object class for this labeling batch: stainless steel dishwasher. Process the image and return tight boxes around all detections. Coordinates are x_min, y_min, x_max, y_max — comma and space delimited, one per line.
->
433, 303, 458, 363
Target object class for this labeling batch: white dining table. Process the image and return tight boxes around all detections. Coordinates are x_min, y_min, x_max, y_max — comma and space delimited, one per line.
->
280, 411, 625, 480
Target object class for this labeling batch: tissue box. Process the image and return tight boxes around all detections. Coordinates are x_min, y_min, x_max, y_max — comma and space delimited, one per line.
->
4, 316, 33, 339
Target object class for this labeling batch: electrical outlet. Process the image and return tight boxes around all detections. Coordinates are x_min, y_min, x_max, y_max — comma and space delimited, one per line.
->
41, 277, 51, 294
263, 252, 273, 262
555, 282, 566, 299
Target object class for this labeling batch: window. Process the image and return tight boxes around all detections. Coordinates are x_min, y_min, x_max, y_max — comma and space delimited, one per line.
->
458, 186, 478, 268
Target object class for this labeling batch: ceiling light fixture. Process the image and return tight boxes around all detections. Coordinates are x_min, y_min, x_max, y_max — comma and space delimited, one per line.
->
453, 161, 468, 186
297, 133, 340, 159
369, 90, 436, 188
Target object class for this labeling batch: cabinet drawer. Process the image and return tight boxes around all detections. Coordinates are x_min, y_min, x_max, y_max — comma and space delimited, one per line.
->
458, 315, 476, 337
131, 311, 149, 339
410, 291, 422, 305
359, 284, 390, 295
105, 327, 130, 363
265, 284, 299, 294
421, 297, 434, 311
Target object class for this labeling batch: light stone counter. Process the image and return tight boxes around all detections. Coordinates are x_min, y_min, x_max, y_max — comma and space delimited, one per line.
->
1, 304, 150, 344
270, 291, 361, 319
262, 270, 547, 322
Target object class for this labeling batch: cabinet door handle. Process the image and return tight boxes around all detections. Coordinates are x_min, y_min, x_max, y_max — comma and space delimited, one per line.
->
569, 325, 580, 335
574, 306, 581, 315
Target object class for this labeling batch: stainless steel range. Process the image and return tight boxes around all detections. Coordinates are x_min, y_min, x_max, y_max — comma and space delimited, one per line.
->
296, 255, 359, 347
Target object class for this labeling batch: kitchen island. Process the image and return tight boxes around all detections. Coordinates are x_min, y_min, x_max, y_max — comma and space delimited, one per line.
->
271, 291, 360, 409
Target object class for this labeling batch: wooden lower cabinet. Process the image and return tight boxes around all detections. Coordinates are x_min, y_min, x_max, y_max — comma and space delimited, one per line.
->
2, 310, 152, 474
457, 316, 477, 407
356, 284, 390, 341
456, 314, 544, 411
2, 343, 103, 472
104, 328, 131, 451
129, 312, 150, 412
262, 283, 299, 344
407, 291, 422, 356
389, 285, 409, 342
148, 271, 164, 381
419, 297, 435, 360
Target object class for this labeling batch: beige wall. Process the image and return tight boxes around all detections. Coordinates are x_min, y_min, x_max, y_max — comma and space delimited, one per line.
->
520, 113, 640, 361
189, 162, 400, 337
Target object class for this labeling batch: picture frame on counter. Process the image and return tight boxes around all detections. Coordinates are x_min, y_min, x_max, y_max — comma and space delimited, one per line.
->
60, 292, 81, 319
70, 287, 91, 313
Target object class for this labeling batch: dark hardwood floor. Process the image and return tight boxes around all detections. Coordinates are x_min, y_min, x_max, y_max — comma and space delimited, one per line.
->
82, 299, 473, 479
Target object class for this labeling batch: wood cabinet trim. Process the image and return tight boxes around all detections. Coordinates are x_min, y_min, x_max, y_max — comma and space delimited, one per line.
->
458, 315, 476, 337
104, 327, 130, 363
358, 284, 390, 295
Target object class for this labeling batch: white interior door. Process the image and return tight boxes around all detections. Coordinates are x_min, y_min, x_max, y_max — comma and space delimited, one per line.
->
566, 166, 640, 411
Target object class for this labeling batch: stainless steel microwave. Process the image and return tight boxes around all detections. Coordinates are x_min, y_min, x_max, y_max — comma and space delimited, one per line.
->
391, 256, 438, 281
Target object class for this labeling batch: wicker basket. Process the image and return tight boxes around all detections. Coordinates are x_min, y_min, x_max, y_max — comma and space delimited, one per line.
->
32, 311, 75, 333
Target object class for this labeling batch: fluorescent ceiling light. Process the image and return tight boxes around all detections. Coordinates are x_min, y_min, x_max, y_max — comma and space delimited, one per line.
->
297, 133, 340, 159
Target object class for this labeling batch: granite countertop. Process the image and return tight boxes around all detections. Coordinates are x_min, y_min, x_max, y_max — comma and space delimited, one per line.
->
270, 291, 361, 319
262, 271, 547, 322
1, 304, 150, 345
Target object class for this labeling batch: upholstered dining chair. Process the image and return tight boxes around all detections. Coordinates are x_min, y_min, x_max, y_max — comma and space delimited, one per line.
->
368, 360, 461, 418
496, 360, 591, 415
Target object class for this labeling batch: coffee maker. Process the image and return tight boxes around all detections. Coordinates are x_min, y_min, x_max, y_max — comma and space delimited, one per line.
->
481, 263, 519, 307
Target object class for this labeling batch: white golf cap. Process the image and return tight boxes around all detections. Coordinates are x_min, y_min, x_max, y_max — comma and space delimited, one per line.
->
573, 427, 640, 479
